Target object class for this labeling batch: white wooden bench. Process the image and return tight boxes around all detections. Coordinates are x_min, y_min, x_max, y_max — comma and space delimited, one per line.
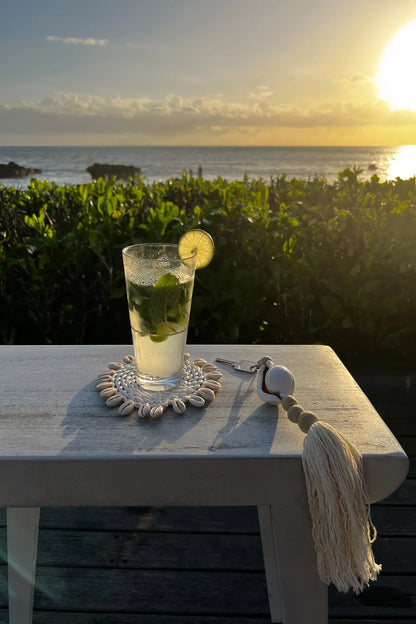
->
0, 344, 408, 623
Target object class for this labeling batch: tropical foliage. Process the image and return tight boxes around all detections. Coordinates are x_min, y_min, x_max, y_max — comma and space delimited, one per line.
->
1, 170, 415, 360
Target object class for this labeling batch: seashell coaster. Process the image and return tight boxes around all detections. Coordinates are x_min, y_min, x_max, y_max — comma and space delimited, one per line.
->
96, 354, 222, 419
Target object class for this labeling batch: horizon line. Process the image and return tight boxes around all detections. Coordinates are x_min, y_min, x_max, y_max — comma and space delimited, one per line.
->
0, 144, 408, 149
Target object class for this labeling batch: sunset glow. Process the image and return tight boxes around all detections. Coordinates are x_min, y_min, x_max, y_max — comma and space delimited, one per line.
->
1, 1, 416, 146
377, 19, 416, 113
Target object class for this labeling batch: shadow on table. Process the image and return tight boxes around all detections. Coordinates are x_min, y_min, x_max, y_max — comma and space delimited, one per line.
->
208, 365, 278, 455
59, 378, 206, 455
59, 366, 277, 456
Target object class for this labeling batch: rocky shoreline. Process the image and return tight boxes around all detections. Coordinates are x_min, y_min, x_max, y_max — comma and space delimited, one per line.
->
0, 160, 143, 180
86, 163, 141, 180
0, 161, 42, 178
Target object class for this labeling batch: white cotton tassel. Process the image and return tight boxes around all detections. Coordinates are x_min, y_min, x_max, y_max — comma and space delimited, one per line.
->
258, 361, 382, 594
303, 421, 382, 593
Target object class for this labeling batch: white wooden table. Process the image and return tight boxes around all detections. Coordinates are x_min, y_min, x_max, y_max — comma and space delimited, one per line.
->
0, 344, 408, 624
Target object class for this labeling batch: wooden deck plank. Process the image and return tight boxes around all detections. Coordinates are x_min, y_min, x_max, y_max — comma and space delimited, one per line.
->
0, 612, 273, 624
31, 494, 416, 539
370, 501, 416, 535
373, 406, 416, 436
0, 482, 412, 533
329, 575, 416, 617
331, 621, 416, 624
0, 610, 411, 624
0, 528, 264, 570
0, 567, 415, 620
372, 537, 416, 572
0, 506, 260, 532
39, 506, 261, 533
406, 462, 416, 478
0, 568, 268, 614
0, 612, 411, 624
1, 531, 414, 573
30, 569, 269, 615
330, 621, 416, 624
0, 568, 415, 620
377, 478, 416, 504
397, 436, 416, 455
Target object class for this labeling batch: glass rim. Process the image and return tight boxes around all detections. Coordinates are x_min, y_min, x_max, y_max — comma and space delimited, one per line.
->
122, 242, 197, 262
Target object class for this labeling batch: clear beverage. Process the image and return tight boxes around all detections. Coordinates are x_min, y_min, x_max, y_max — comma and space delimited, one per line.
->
122, 244, 196, 391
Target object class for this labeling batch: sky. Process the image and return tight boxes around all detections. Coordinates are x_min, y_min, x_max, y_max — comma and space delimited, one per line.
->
2, 0, 416, 146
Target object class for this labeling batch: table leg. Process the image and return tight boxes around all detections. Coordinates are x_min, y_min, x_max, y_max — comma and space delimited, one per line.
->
258, 505, 283, 623
258, 504, 328, 624
7, 507, 40, 624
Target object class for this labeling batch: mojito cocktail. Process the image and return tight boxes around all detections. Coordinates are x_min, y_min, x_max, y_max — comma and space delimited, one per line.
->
122, 243, 196, 391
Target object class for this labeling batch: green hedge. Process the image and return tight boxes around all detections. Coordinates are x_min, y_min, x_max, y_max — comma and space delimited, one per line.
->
1, 169, 415, 360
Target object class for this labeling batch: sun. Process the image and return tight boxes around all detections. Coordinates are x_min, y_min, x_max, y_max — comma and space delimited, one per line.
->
377, 19, 416, 112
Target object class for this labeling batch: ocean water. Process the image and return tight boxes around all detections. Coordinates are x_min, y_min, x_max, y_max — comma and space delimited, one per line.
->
1, 145, 416, 188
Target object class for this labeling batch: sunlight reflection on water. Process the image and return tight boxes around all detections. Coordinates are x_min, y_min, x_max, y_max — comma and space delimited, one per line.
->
386, 145, 416, 180
1, 145, 416, 187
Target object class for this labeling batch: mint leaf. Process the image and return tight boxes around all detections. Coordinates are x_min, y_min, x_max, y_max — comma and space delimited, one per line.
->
126, 280, 153, 334
154, 273, 180, 289
149, 273, 181, 328
127, 273, 193, 338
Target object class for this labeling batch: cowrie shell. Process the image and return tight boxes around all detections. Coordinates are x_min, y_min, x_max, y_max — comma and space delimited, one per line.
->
189, 395, 205, 407
264, 365, 295, 397
184, 352, 190, 360
141, 403, 151, 417
96, 381, 113, 392
100, 387, 117, 399
106, 393, 124, 408
204, 379, 221, 392
202, 363, 217, 372
119, 400, 135, 416
172, 398, 186, 414
96, 376, 113, 384
197, 387, 215, 402
123, 355, 134, 364
193, 358, 207, 367
108, 362, 123, 370
206, 371, 222, 381
96, 370, 115, 380
150, 405, 164, 418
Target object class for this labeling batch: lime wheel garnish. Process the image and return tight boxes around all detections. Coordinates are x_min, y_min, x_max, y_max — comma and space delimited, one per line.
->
178, 229, 215, 269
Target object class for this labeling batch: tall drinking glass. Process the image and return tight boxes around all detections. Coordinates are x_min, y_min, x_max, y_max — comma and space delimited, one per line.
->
122, 243, 196, 391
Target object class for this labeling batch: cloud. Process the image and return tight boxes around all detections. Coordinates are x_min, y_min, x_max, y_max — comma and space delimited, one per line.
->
1, 92, 416, 138
248, 86, 274, 101
47, 36, 109, 46
336, 73, 376, 86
